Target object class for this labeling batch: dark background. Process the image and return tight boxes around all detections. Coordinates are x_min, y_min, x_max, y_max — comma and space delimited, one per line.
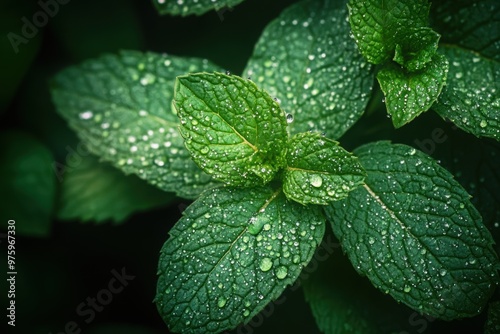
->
0, 0, 496, 333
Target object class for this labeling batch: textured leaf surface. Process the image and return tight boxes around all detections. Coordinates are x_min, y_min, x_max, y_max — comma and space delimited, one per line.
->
433, 46, 500, 141
348, 0, 431, 64
325, 141, 499, 320
244, 0, 373, 139
430, 0, 500, 62
57, 154, 175, 223
283, 132, 365, 205
0, 131, 55, 237
51, 51, 221, 199
153, 0, 244, 16
156, 186, 325, 334
174, 73, 288, 187
393, 27, 441, 72
377, 54, 449, 128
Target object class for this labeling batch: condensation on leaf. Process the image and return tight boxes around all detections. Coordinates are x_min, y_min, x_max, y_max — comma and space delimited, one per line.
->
244, 0, 373, 139
156, 186, 325, 334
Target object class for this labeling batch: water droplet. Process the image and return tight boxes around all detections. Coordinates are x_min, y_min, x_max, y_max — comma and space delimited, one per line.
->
310, 175, 323, 187
217, 297, 227, 308
439, 269, 447, 276
200, 146, 209, 154
480, 120, 487, 128
404, 285, 411, 293
225, 70, 231, 75
79, 111, 93, 120
368, 237, 375, 245
275, 266, 288, 279
259, 257, 273, 272
286, 113, 294, 123
248, 214, 269, 235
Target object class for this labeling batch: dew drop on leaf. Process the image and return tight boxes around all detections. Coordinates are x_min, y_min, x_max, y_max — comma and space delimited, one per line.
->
286, 113, 294, 123
310, 174, 323, 187
79, 110, 93, 120
217, 297, 227, 308
259, 257, 273, 272
275, 266, 288, 279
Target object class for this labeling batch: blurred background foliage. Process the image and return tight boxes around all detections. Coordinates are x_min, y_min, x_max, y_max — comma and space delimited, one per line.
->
0, 0, 497, 333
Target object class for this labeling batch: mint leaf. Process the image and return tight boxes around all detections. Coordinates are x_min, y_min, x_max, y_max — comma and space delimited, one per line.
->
430, 0, 500, 62
57, 154, 175, 223
174, 73, 288, 187
51, 51, 221, 199
156, 186, 325, 334
283, 132, 365, 205
0, 131, 55, 237
324, 141, 499, 320
433, 46, 500, 141
348, 0, 431, 65
393, 27, 441, 72
153, 0, 244, 16
244, 0, 373, 140
377, 54, 449, 128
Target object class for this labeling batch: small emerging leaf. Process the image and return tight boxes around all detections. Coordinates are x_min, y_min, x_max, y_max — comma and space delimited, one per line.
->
174, 72, 288, 187
283, 132, 365, 205
377, 54, 449, 128
153, 0, 244, 16
393, 27, 441, 72
325, 141, 500, 320
51, 51, 221, 199
348, 0, 431, 65
244, 0, 373, 139
433, 46, 500, 141
156, 186, 325, 334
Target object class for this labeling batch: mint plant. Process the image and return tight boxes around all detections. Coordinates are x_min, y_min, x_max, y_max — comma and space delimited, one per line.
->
46, 0, 500, 333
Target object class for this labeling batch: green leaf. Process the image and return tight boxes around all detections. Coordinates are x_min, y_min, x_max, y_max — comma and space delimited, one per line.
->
244, 0, 373, 140
51, 51, 222, 199
433, 46, 500, 141
377, 54, 449, 128
324, 141, 499, 320
430, 0, 500, 62
57, 154, 175, 223
0, 131, 56, 237
283, 132, 365, 205
485, 301, 500, 334
348, 0, 431, 65
174, 72, 288, 187
153, 0, 244, 16
393, 27, 441, 72
156, 186, 325, 334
